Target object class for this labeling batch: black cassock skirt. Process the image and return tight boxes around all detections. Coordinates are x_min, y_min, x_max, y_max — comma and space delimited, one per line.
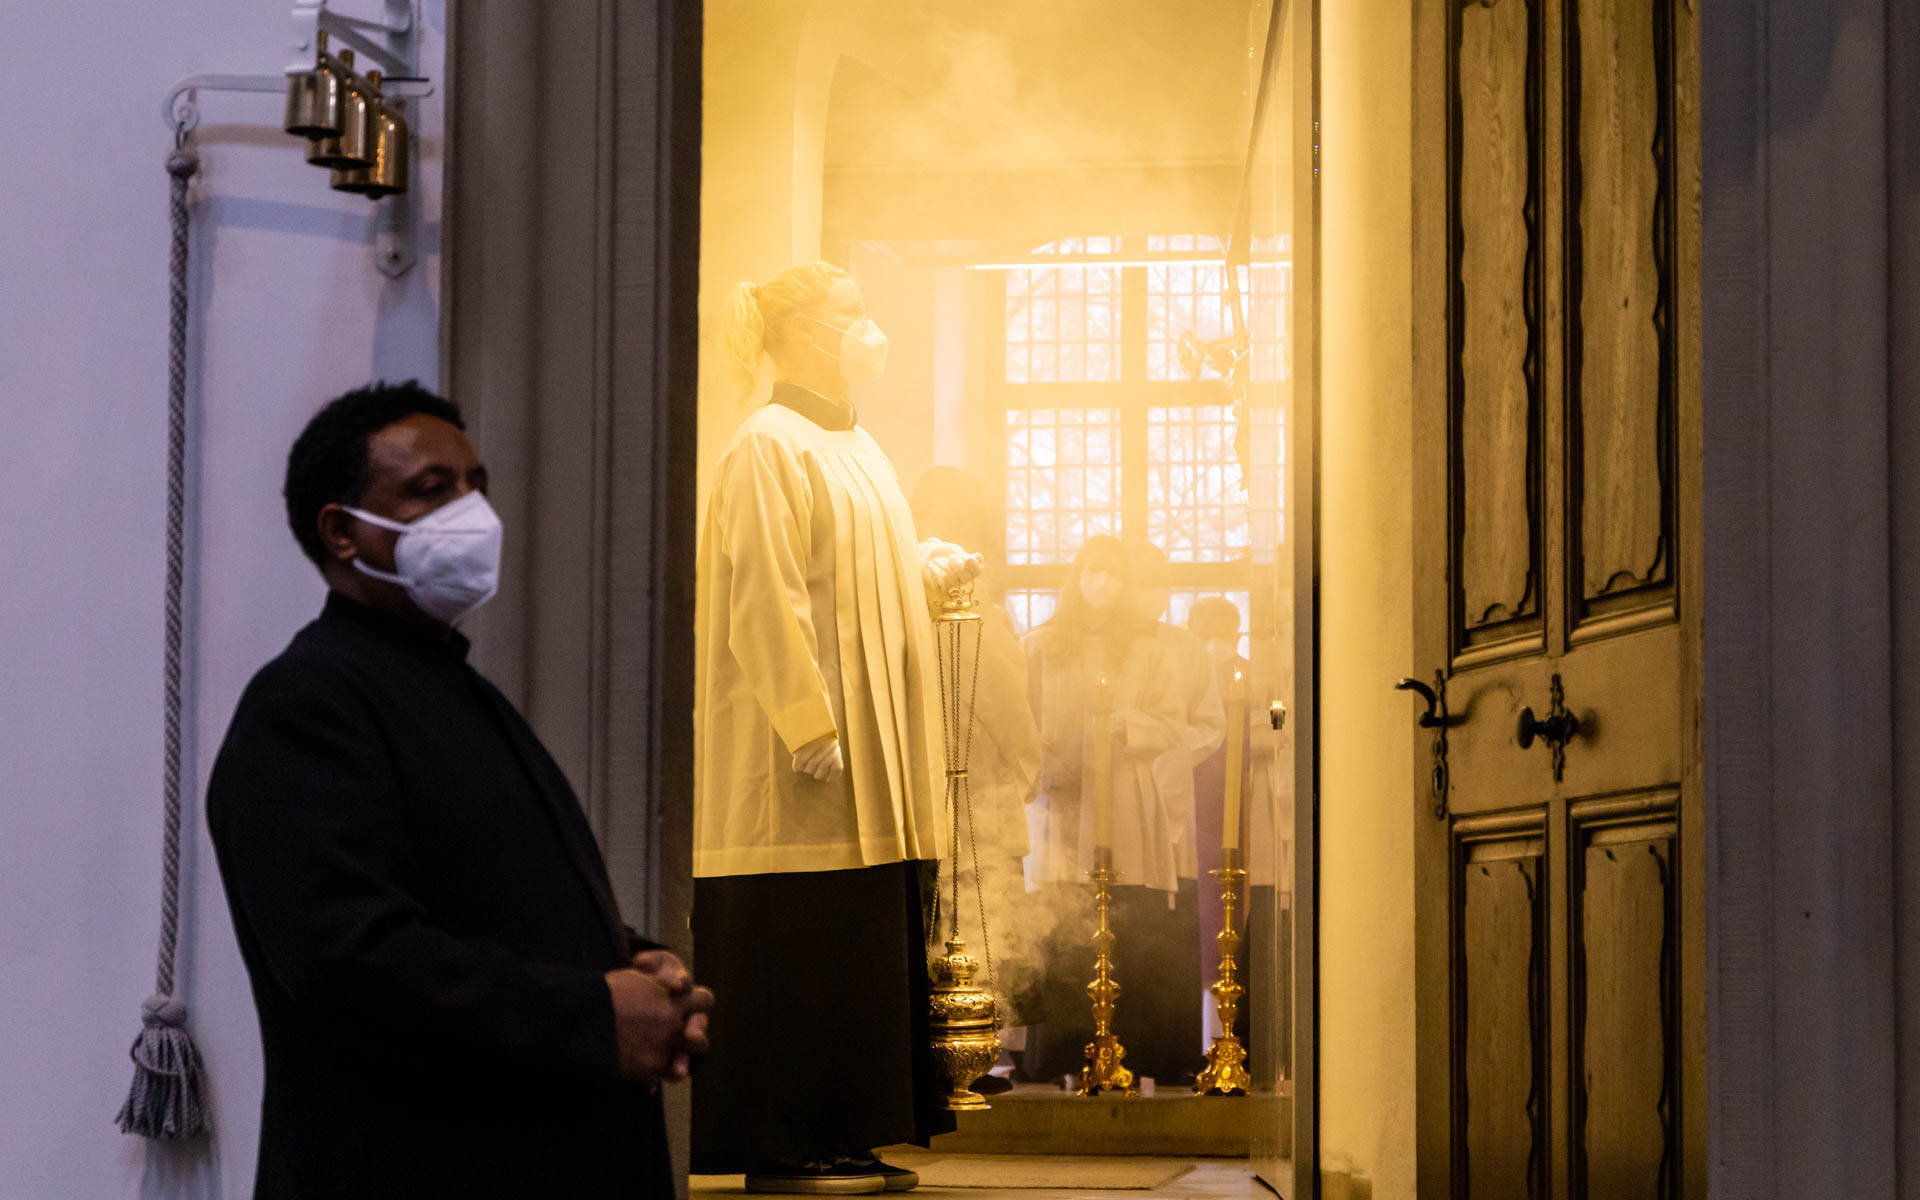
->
690, 860, 956, 1173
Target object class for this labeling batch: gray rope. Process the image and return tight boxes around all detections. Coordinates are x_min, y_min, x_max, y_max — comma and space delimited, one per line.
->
117, 130, 210, 1141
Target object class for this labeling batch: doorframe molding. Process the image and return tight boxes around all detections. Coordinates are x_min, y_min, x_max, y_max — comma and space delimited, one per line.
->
1291, 0, 1323, 1193
442, 0, 703, 1187
1699, 0, 1916, 1194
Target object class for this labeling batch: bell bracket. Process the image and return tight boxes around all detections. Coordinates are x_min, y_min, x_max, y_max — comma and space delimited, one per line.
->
161, 2, 432, 277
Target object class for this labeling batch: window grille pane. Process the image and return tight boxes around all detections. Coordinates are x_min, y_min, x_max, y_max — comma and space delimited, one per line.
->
1005, 249, 1122, 383
1006, 588, 1061, 634
1143, 234, 1292, 383
1005, 408, 1122, 565
1006, 345, 1029, 385
1247, 406, 1287, 560
1248, 243, 1292, 384
1146, 405, 1253, 563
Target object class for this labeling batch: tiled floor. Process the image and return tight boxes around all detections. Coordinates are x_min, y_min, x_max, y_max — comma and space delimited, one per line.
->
690, 1155, 1287, 1199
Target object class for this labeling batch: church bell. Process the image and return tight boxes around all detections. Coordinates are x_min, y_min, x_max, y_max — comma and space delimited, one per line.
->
282, 30, 348, 139
332, 100, 409, 198
306, 60, 377, 170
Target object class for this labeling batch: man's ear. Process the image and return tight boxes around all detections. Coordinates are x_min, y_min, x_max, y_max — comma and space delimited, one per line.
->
315, 503, 358, 563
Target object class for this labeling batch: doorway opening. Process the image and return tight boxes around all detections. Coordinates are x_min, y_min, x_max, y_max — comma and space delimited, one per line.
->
690, 2, 1316, 1196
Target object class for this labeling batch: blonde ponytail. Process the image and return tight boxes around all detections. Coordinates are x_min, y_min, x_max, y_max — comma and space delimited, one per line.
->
723, 281, 767, 396
721, 262, 853, 399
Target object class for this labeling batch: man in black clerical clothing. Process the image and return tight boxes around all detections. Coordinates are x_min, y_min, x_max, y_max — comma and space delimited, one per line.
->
207, 381, 709, 1198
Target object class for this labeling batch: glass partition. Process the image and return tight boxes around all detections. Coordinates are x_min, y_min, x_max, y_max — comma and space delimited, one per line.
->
693, 3, 1310, 1192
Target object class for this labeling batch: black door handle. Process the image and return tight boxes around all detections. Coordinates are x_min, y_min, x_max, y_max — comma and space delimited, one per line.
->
1517, 673, 1579, 781
1395, 672, 1450, 818
1516, 706, 1579, 749
1394, 676, 1446, 728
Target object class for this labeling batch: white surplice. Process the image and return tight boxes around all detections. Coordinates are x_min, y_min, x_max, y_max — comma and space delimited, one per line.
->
693, 398, 946, 878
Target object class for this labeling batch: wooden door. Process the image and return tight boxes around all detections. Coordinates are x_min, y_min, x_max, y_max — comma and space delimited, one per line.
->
1409, 0, 1704, 1196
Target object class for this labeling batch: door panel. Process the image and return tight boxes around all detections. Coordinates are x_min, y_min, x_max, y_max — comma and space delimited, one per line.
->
1458, 821, 1549, 1200
1569, 0, 1677, 625
1456, 0, 1541, 646
1442, 632, 1681, 803
1413, 0, 1699, 1194
1572, 800, 1677, 1200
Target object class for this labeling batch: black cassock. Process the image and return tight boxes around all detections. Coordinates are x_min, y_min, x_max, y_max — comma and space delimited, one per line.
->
207, 593, 671, 1199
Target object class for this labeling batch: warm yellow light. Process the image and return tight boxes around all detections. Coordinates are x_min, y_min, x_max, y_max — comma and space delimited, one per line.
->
963, 257, 1288, 271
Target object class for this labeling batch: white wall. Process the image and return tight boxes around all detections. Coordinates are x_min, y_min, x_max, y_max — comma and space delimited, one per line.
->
1314, 0, 1419, 1194
0, 3, 444, 1195
697, 0, 819, 506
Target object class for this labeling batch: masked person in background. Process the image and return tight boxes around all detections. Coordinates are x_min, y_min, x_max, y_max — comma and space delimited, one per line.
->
692, 263, 980, 1195
1020, 536, 1212, 1087
908, 467, 1043, 1094
207, 383, 709, 1199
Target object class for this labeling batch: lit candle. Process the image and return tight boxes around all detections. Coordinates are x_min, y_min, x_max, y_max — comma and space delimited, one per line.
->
1222, 665, 1247, 853
1093, 671, 1114, 851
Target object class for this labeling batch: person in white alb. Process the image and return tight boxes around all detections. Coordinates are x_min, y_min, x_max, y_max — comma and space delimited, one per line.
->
690, 261, 980, 1195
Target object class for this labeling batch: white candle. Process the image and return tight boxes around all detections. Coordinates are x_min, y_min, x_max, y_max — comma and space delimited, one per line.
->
1093, 671, 1114, 850
1222, 666, 1247, 853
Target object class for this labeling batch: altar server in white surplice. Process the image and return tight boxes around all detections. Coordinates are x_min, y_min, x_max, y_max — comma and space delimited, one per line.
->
690, 261, 980, 1195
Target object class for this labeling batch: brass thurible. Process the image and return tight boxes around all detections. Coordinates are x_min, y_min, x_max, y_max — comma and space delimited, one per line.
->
927, 580, 1002, 1109
1194, 847, 1252, 1095
1080, 847, 1138, 1097
928, 939, 1000, 1110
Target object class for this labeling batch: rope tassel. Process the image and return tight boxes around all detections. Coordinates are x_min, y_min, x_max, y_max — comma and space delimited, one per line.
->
117, 995, 210, 1139
119, 130, 210, 1142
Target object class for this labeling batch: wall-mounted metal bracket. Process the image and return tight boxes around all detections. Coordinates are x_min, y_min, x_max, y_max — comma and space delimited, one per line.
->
287, 0, 416, 80
373, 124, 416, 279
161, 73, 432, 135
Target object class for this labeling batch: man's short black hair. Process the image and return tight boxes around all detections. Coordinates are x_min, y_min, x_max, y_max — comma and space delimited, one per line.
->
284, 380, 465, 566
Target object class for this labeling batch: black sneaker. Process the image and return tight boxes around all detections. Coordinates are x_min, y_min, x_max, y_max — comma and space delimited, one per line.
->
847, 1155, 920, 1192
744, 1161, 886, 1194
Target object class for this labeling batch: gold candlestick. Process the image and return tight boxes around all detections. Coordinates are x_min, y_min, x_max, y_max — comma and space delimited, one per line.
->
1080, 848, 1138, 1097
1195, 847, 1252, 1096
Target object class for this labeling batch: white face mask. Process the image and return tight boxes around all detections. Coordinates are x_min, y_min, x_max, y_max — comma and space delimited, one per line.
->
1079, 570, 1122, 612
343, 490, 503, 625
809, 314, 889, 384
